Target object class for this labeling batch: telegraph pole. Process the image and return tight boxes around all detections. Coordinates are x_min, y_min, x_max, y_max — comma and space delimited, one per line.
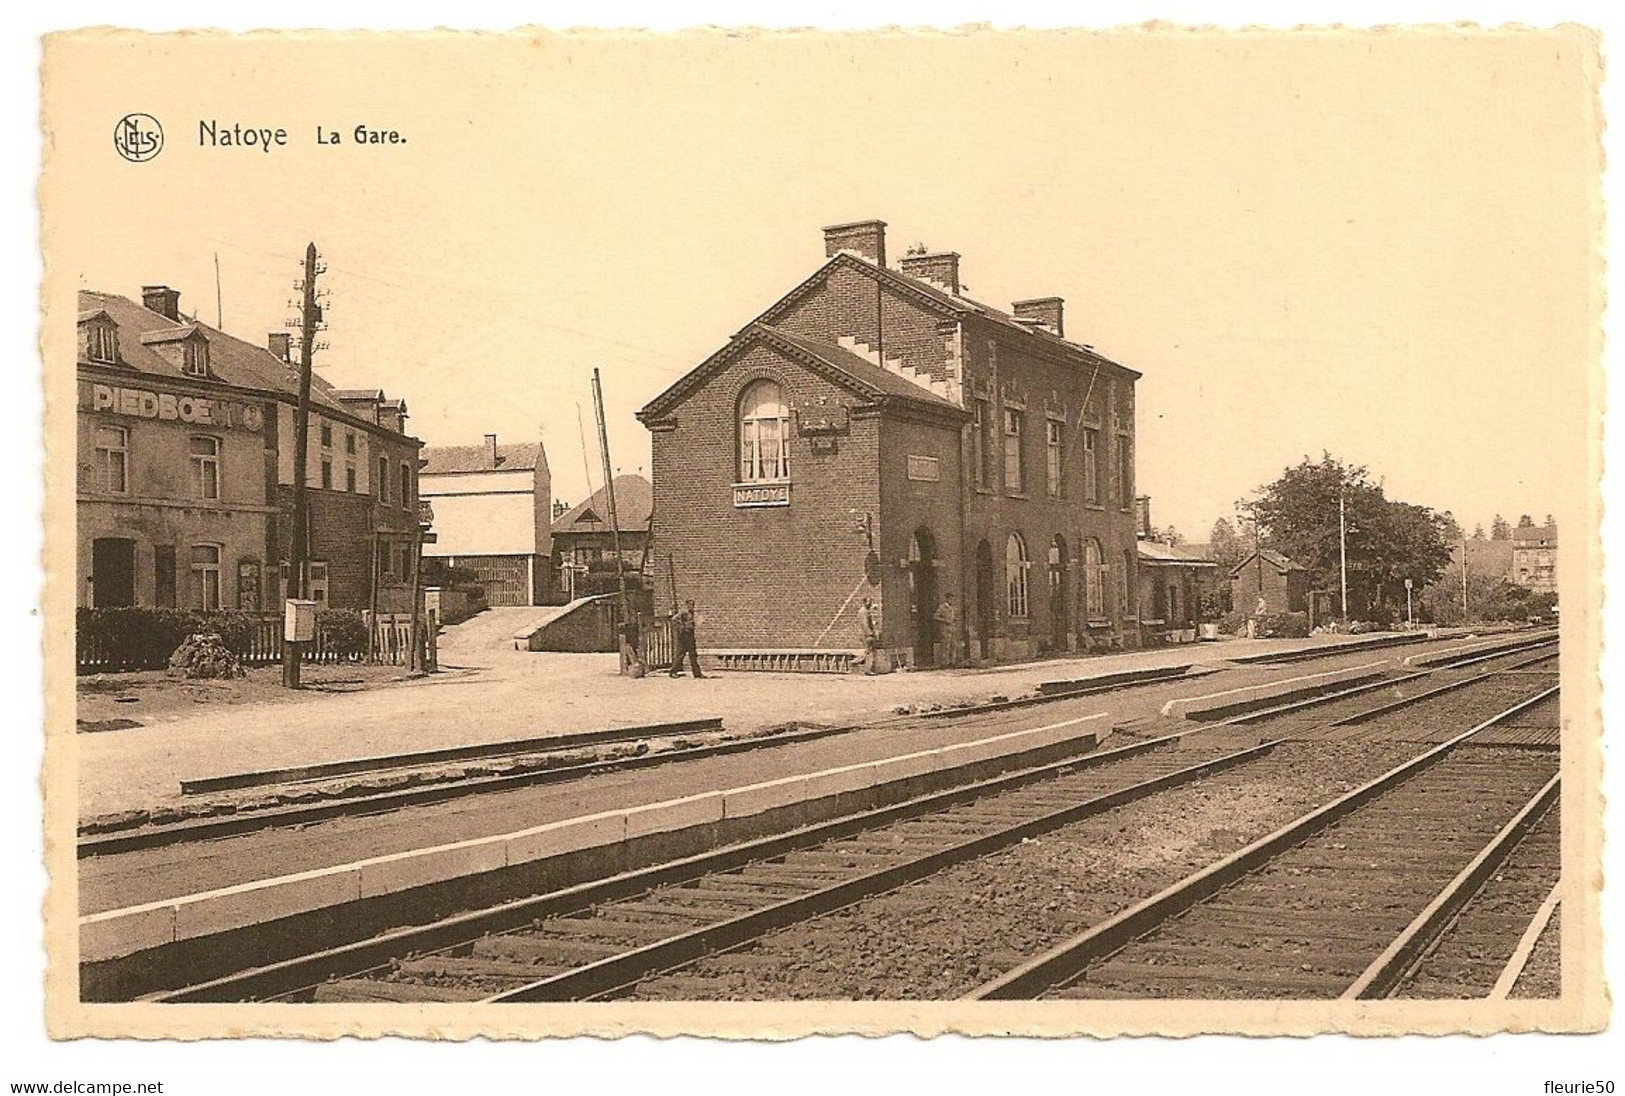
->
592, 368, 641, 675
1461, 529, 1470, 621
1338, 492, 1349, 622
283, 242, 321, 689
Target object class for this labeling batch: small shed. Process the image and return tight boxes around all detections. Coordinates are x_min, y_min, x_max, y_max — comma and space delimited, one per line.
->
1229, 549, 1310, 615
1137, 541, 1220, 641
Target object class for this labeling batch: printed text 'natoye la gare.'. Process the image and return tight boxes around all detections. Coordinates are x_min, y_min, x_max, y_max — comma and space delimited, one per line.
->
197, 120, 408, 152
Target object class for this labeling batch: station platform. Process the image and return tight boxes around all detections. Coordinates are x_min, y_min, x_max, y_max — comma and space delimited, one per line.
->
75, 624, 1466, 820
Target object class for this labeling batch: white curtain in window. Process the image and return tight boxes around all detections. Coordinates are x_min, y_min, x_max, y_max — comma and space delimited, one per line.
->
740, 381, 789, 482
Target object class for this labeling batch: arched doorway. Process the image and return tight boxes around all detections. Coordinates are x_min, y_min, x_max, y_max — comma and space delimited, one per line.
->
1048, 535, 1069, 652
908, 528, 937, 666
974, 539, 995, 662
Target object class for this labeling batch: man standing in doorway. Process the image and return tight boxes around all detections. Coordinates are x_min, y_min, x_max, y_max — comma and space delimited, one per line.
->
670, 599, 705, 679
934, 593, 961, 667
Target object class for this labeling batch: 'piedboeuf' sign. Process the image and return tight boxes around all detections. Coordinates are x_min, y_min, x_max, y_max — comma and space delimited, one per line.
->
83, 383, 264, 431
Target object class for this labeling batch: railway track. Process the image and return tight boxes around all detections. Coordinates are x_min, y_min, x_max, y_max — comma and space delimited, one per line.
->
969, 686, 1560, 1001
145, 649, 1560, 1004
84, 636, 1555, 860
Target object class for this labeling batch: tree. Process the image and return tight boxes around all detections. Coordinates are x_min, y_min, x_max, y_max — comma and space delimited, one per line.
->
1246, 453, 1452, 620
1491, 515, 1511, 540
1544, 514, 1555, 528
1472, 523, 1486, 540
1518, 514, 1535, 528
1209, 518, 1245, 573
1439, 510, 1464, 545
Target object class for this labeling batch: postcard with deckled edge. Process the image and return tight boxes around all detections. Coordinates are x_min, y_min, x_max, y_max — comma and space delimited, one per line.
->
40, 25, 1606, 1038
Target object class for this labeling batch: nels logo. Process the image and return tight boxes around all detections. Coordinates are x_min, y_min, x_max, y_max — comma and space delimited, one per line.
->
113, 113, 163, 162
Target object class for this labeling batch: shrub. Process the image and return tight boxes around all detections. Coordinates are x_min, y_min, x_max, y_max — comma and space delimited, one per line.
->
316, 609, 369, 658
1218, 609, 1251, 636
167, 633, 246, 679
1257, 611, 1310, 639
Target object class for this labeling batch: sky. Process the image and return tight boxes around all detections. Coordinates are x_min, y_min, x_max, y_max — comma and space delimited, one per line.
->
46, 28, 1597, 541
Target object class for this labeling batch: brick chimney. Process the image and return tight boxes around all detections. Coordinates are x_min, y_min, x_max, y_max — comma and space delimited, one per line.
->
485, 433, 500, 466
823, 220, 887, 267
899, 251, 961, 296
267, 332, 292, 362
1012, 297, 1064, 338
141, 285, 181, 321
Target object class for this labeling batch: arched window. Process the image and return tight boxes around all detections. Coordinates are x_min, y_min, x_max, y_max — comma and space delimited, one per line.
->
1084, 538, 1105, 620
739, 380, 790, 483
1005, 533, 1030, 619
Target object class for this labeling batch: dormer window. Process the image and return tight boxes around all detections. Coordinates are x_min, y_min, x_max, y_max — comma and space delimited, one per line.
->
183, 339, 210, 378
139, 325, 212, 379
87, 324, 117, 363
79, 311, 119, 364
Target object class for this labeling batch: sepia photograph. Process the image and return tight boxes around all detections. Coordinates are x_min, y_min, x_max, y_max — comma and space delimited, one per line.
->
24, 10, 1613, 1062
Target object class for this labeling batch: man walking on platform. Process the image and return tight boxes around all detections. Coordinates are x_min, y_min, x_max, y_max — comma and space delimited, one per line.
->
670, 599, 705, 678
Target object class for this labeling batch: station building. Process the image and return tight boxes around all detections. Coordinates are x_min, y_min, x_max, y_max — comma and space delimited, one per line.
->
76, 286, 422, 613
419, 434, 553, 605
637, 220, 1143, 668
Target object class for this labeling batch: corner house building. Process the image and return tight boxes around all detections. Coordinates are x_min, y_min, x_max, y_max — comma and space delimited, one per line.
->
77, 286, 421, 613
638, 221, 1142, 669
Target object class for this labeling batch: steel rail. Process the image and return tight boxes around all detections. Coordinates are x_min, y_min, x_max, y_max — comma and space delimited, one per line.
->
1343, 774, 1560, 999
80, 721, 852, 858
149, 717, 1168, 1002
86, 664, 1201, 859
1489, 881, 1563, 1000
85, 639, 1555, 859
964, 684, 1559, 1001
180, 717, 728, 794
484, 741, 1279, 1003
1218, 640, 1555, 729
143, 663, 1560, 1003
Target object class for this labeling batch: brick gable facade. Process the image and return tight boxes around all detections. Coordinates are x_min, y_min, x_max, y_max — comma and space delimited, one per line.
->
640, 221, 1143, 667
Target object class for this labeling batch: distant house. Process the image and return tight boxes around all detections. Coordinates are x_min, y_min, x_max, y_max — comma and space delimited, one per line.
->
419, 434, 552, 605
1230, 549, 1309, 615
1511, 522, 1558, 594
551, 474, 653, 601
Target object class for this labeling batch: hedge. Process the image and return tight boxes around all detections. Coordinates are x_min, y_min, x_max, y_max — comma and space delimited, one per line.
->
78, 606, 371, 670
77, 608, 267, 670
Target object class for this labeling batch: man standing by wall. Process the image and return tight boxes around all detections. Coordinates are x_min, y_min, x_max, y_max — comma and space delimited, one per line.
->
670, 598, 705, 679
858, 596, 886, 675
934, 593, 961, 667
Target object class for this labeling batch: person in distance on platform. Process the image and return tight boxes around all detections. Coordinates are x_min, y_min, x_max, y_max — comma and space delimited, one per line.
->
858, 596, 883, 675
934, 593, 960, 667
670, 599, 705, 678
